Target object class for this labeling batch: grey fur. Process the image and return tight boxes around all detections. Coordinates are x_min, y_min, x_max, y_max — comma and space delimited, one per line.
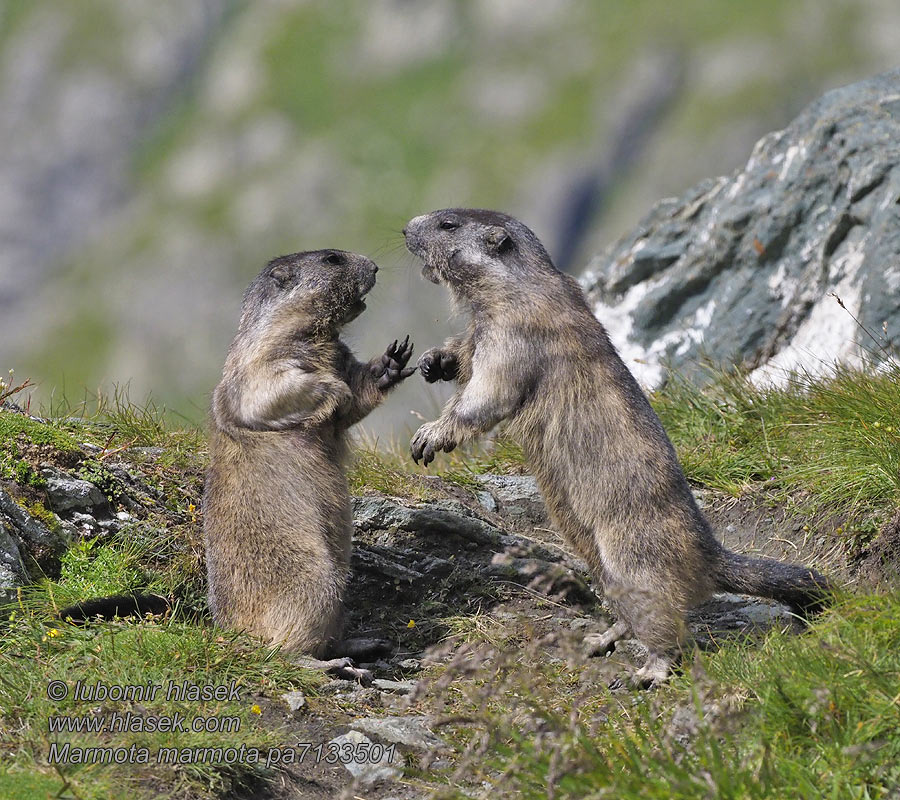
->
405, 209, 831, 686
204, 249, 414, 660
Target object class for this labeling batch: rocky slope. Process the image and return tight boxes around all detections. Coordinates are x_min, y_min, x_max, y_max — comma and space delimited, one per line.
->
584, 67, 900, 387
0, 402, 856, 797
0, 396, 884, 800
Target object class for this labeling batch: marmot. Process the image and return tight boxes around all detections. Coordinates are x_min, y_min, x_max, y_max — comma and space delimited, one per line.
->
203, 250, 414, 674
404, 208, 831, 686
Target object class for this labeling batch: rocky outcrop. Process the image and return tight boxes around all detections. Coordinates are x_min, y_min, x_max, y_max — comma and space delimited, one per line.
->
584, 68, 900, 387
348, 492, 597, 623
0, 486, 69, 591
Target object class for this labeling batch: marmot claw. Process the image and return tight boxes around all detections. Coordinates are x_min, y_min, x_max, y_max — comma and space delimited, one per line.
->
374, 334, 415, 389
418, 348, 458, 383
410, 421, 456, 466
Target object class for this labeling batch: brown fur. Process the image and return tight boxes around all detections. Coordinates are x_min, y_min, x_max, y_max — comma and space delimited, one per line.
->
204, 250, 413, 658
405, 209, 831, 685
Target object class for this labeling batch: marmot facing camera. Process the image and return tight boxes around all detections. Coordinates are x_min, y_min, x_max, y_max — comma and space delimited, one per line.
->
405, 208, 830, 686
203, 250, 413, 670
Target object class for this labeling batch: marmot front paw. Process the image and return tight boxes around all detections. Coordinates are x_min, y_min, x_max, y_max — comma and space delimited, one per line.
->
417, 348, 458, 383
410, 421, 457, 466
373, 335, 415, 390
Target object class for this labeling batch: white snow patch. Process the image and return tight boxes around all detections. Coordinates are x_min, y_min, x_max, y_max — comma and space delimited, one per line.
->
590, 291, 717, 388
725, 171, 747, 200
590, 279, 663, 387
767, 262, 788, 292
885, 265, 900, 293
879, 190, 899, 211
750, 273, 863, 387
694, 297, 717, 329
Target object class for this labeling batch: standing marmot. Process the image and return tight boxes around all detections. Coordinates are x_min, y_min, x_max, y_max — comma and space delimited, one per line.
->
203, 250, 414, 673
404, 208, 830, 686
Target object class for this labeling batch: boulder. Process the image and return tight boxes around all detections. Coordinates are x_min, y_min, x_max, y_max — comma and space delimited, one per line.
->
584, 68, 900, 386
0, 526, 27, 604
327, 730, 401, 785
0, 487, 68, 578
43, 468, 111, 518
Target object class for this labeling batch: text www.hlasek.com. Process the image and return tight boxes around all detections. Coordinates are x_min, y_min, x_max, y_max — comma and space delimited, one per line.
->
47, 710, 240, 735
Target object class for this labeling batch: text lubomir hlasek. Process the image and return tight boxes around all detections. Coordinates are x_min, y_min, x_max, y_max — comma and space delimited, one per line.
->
66, 680, 241, 703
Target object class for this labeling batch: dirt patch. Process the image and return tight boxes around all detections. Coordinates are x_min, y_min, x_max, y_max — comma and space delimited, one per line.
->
695, 488, 854, 582
856, 511, 900, 588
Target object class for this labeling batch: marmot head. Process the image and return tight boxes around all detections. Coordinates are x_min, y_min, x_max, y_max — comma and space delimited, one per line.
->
239, 249, 378, 336
403, 208, 554, 299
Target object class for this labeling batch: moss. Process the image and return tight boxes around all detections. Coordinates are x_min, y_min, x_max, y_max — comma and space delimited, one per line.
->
1, 458, 45, 490
0, 411, 82, 456
77, 461, 122, 506
22, 500, 61, 534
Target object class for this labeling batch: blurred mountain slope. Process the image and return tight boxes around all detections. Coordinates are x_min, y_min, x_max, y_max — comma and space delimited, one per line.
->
1, 0, 898, 436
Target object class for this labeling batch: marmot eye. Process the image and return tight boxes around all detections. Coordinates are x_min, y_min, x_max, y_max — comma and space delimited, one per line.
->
438, 220, 459, 230
323, 252, 344, 265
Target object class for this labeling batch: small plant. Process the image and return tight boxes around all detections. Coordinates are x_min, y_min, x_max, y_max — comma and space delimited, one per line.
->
0, 368, 34, 409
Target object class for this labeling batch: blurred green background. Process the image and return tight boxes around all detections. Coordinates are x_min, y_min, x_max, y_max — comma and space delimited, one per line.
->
1, 0, 897, 439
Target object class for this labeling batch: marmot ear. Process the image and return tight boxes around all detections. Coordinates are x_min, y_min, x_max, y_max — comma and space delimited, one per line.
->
485, 226, 514, 255
270, 267, 290, 288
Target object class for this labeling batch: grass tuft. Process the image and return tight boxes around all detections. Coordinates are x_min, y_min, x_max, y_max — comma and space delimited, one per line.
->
431, 591, 900, 799
653, 362, 900, 530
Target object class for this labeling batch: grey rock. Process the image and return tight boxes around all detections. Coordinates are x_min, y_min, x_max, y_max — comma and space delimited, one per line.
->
351, 715, 446, 751
688, 592, 797, 647
280, 689, 306, 714
328, 730, 401, 784
476, 490, 498, 513
352, 544, 425, 582
488, 551, 596, 606
130, 447, 165, 459
353, 496, 503, 546
43, 470, 110, 517
478, 474, 546, 527
70, 512, 99, 530
349, 490, 592, 611
0, 526, 27, 604
584, 68, 900, 387
398, 658, 422, 671
372, 678, 417, 695
0, 487, 68, 575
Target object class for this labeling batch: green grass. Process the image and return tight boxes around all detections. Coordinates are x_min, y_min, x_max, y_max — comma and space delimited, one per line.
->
652, 363, 900, 532
0, 413, 82, 457
348, 433, 527, 498
0, 602, 322, 800
0, 399, 322, 799
0, 411, 83, 489
3, 362, 900, 797
348, 445, 433, 499
431, 591, 900, 799
354, 360, 900, 537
